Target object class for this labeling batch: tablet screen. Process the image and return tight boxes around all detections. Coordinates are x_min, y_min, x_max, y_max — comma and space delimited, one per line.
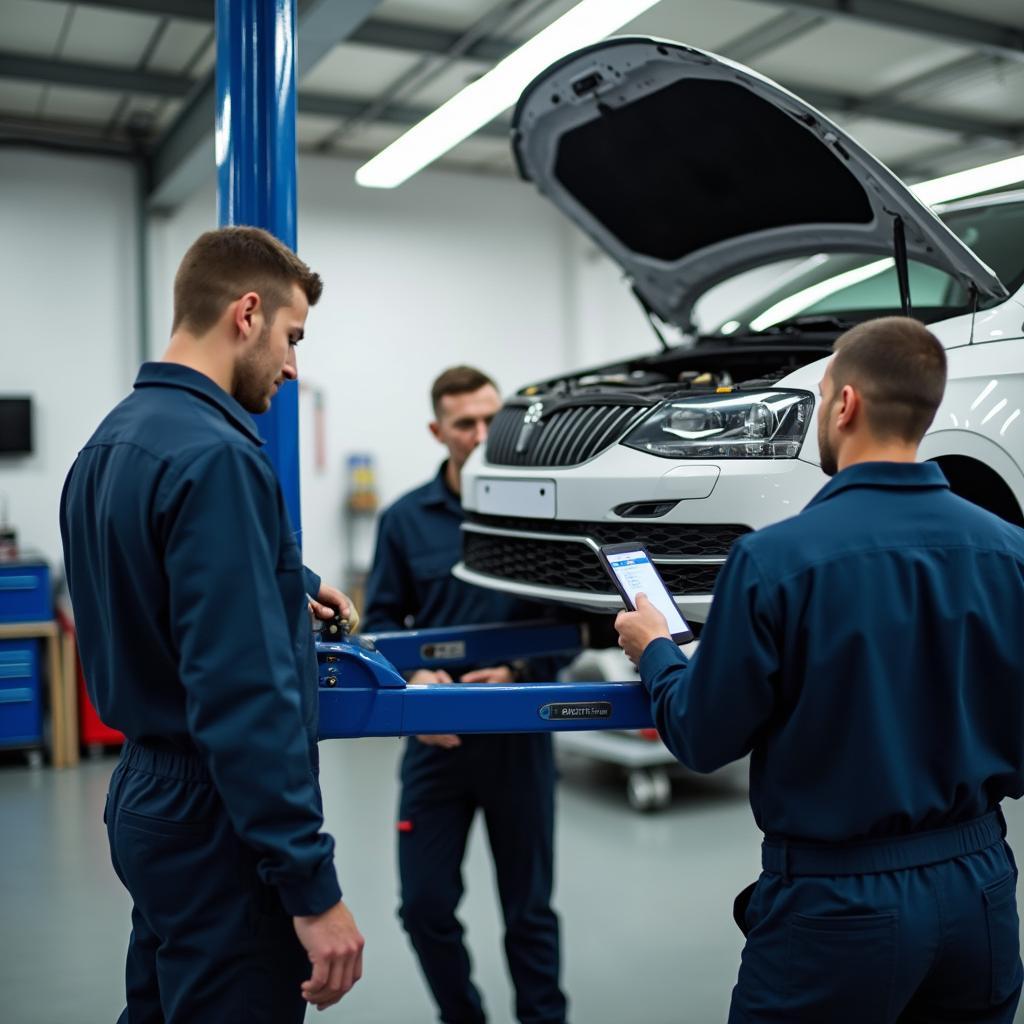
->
603, 547, 692, 641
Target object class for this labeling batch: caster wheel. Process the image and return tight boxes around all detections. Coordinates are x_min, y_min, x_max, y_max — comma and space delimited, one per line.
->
627, 769, 656, 811
26, 749, 44, 769
649, 769, 672, 809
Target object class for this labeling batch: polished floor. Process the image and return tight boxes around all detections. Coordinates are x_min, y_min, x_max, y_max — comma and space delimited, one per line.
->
2, 739, 1023, 1024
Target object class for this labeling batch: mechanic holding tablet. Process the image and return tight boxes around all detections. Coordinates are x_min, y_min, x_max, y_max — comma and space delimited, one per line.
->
614, 316, 1024, 1023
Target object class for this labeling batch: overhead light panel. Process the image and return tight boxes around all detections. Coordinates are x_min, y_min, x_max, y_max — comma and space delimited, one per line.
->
911, 153, 1024, 205
355, 0, 663, 189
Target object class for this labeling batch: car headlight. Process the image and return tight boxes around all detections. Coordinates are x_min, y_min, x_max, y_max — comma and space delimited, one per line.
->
621, 390, 814, 459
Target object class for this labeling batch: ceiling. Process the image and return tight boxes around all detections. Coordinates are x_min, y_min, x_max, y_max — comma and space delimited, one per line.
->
1, 0, 1023, 208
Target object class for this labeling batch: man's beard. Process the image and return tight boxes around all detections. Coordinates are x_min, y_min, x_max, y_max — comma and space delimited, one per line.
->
233, 324, 276, 414
817, 399, 838, 477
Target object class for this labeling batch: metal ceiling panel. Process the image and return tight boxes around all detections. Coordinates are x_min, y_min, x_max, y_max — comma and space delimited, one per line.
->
154, 97, 182, 130
398, 55, 491, 108
145, 19, 211, 74
835, 116, 961, 165
189, 35, 216, 77
0, 78, 46, 116
373, 0, 498, 33
299, 42, 421, 96
900, 0, 1024, 31
754, 18, 969, 98
442, 132, 514, 171
328, 119, 406, 154
41, 83, 121, 121
60, 6, 162, 68
2, 0, 71, 58
915, 60, 1024, 123
619, 0, 788, 52
295, 113, 339, 147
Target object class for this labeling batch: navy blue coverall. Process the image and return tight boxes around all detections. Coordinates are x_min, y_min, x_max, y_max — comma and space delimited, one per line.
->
638, 461, 1024, 1022
363, 463, 567, 1024
60, 363, 339, 1024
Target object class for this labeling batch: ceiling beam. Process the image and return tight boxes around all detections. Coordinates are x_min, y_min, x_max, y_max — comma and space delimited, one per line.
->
755, 0, 1024, 63
0, 113, 141, 156
721, 10, 824, 64
33, 0, 1024, 64
798, 83, 1024, 143
34, 0, 211, 20
0, 51, 191, 97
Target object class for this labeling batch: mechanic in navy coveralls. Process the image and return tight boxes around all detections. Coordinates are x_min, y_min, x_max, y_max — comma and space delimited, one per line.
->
616, 316, 1024, 1023
363, 366, 568, 1024
60, 228, 364, 1022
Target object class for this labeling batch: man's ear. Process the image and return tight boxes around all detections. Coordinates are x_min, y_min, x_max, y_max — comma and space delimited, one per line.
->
428, 420, 442, 443
232, 291, 262, 344
835, 384, 860, 431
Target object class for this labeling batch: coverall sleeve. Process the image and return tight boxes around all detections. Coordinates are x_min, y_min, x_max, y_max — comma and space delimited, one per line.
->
638, 539, 780, 773
302, 565, 322, 598
362, 508, 416, 632
161, 445, 341, 917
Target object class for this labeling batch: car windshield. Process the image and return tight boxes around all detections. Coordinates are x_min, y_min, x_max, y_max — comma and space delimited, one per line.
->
708, 196, 1024, 336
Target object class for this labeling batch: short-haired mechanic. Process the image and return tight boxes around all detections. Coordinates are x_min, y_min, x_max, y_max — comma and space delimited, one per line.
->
616, 317, 1024, 1023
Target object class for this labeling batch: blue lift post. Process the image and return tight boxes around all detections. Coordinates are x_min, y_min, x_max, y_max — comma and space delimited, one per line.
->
215, 0, 654, 739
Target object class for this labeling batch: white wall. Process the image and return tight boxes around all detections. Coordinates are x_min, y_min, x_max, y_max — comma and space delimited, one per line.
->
0, 143, 798, 590
0, 149, 138, 574
147, 156, 580, 585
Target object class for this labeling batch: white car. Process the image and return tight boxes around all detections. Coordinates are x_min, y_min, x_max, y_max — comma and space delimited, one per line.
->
456, 37, 1024, 626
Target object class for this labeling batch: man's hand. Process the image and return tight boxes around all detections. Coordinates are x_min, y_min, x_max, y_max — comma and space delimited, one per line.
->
309, 582, 359, 633
293, 899, 365, 1011
460, 665, 514, 684
615, 593, 671, 666
408, 669, 461, 748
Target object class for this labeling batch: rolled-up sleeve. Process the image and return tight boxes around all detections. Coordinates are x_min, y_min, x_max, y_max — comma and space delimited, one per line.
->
161, 445, 340, 916
639, 540, 780, 773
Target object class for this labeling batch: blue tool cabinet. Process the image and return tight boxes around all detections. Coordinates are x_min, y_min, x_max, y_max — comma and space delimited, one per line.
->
0, 640, 43, 748
0, 555, 51, 751
0, 560, 51, 622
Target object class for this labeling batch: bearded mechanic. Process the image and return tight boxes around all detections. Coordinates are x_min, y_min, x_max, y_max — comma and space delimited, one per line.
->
61, 227, 363, 1022
616, 316, 1024, 1023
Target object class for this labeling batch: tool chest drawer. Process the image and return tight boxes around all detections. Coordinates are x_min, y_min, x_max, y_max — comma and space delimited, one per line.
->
0, 640, 43, 747
0, 561, 52, 622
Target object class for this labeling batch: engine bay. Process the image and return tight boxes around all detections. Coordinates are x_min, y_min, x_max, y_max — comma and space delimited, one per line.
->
515, 337, 834, 403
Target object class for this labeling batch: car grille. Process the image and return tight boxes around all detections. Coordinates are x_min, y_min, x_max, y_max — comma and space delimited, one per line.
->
485, 402, 648, 467
466, 514, 749, 557
463, 516, 752, 597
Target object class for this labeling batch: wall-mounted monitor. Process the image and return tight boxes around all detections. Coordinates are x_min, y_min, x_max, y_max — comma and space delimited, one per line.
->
0, 397, 33, 455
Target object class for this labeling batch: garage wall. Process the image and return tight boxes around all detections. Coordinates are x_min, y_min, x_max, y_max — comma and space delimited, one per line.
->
0, 148, 139, 575
147, 155, 579, 585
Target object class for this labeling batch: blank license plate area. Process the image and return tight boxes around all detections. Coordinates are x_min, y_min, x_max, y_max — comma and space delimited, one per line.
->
476, 478, 556, 518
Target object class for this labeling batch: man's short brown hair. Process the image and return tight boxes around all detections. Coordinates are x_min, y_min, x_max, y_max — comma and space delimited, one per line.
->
431, 366, 498, 417
831, 316, 947, 443
172, 226, 323, 334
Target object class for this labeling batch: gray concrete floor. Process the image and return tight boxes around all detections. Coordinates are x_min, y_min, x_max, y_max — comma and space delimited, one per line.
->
1, 740, 1023, 1023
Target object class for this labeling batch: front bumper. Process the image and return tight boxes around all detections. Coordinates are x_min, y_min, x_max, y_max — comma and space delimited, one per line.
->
460, 444, 826, 620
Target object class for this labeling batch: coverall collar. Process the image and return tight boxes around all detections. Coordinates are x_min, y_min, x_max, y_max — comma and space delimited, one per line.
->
418, 461, 462, 512
807, 460, 948, 510
134, 362, 265, 446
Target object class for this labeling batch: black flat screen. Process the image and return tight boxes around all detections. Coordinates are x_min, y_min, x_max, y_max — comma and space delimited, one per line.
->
0, 398, 33, 455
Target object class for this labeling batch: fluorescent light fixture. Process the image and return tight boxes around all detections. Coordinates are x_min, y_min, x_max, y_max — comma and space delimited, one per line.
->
911, 153, 1024, 205
749, 258, 894, 332
355, 0, 663, 189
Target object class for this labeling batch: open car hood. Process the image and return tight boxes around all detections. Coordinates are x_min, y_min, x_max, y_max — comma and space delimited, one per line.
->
512, 37, 1007, 330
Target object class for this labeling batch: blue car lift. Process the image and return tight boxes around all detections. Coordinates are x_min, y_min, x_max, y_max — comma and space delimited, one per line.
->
215, 0, 654, 742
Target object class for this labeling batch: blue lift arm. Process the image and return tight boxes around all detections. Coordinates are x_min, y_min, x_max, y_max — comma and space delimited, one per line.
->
316, 621, 655, 739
